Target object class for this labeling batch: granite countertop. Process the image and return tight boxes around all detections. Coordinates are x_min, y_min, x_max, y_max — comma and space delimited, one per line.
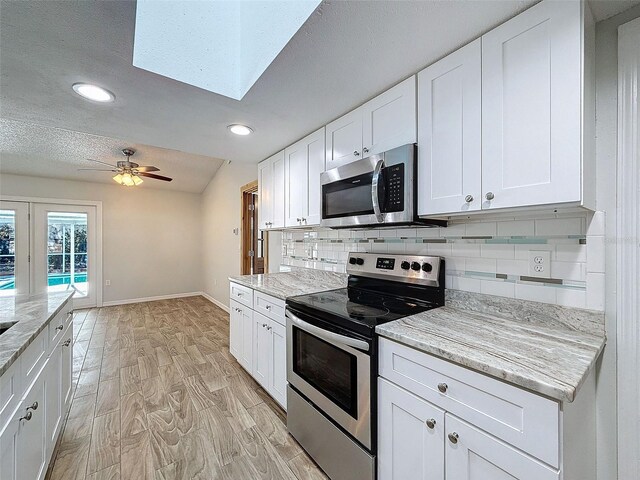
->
0, 291, 74, 377
376, 290, 606, 403
229, 269, 348, 300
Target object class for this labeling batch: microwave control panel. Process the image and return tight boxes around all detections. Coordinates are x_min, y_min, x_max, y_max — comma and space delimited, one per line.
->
384, 164, 404, 213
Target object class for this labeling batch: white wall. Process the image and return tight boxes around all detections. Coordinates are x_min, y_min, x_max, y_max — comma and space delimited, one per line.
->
0, 173, 203, 304
200, 161, 257, 307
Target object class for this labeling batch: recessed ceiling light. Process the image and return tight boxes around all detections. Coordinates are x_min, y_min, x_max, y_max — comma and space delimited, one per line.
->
72, 83, 115, 103
228, 124, 253, 136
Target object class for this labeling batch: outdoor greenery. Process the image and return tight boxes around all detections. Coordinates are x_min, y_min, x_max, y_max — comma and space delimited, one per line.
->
0, 222, 15, 277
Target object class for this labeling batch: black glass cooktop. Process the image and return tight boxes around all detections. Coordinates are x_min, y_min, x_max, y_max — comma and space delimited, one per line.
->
286, 287, 440, 336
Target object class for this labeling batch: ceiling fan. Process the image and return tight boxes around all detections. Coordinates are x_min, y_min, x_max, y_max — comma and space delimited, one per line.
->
78, 148, 173, 186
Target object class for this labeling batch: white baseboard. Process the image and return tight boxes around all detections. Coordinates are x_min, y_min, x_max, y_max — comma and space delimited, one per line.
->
200, 292, 230, 313
102, 291, 202, 307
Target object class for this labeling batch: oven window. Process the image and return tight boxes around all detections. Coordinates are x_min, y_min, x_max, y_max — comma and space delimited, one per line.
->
322, 172, 374, 219
293, 327, 358, 418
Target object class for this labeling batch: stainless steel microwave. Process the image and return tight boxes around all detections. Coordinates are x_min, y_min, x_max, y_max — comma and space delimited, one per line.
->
320, 144, 446, 228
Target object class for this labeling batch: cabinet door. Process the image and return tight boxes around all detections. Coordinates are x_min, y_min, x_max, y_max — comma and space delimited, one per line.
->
325, 107, 363, 170
445, 415, 558, 480
271, 151, 286, 229
45, 341, 62, 456
269, 320, 287, 410
284, 139, 307, 227
258, 159, 273, 230
61, 325, 73, 412
17, 371, 48, 480
305, 127, 325, 226
239, 306, 254, 373
363, 76, 417, 157
418, 40, 481, 216
378, 378, 445, 480
0, 404, 21, 480
252, 312, 271, 390
482, 0, 582, 209
229, 301, 242, 361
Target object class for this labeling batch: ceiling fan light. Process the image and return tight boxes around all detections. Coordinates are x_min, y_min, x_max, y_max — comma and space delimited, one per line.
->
121, 173, 135, 186
112, 173, 124, 184
132, 175, 143, 186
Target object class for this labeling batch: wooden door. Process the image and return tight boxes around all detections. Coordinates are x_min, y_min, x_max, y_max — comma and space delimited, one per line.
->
325, 107, 363, 170
445, 415, 558, 480
252, 312, 271, 390
418, 39, 481, 216
378, 378, 445, 480
362, 76, 417, 157
481, 0, 582, 210
269, 320, 287, 410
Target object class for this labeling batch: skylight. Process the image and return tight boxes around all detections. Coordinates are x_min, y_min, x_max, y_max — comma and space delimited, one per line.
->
133, 0, 321, 101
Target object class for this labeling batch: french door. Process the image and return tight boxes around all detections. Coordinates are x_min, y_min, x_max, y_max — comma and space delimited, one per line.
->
0, 201, 30, 296
33, 204, 98, 309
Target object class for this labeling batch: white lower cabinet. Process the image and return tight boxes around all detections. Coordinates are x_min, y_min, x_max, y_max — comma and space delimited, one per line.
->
0, 297, 73, 480
229, 285, 287, 410
378, 338, 596, 480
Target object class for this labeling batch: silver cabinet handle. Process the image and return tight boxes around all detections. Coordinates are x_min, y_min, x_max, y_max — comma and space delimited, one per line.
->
363, 147, 369, 154
262, 323, 267, 328
485, 192, 494, 200
26, 401, 38, 411
437, 383, 448, 393
19, 411, 32, 422
448, 432, 459, 444
465, 195, 473, 203
56, 324, 64, 331
425, 418, 436, 429
353, 150, 360, 156
266, 326, 272, 331
296, 218, 301, 222
286, 310, 369, 352
63, 339, 71, 347
265, 305, 271, 310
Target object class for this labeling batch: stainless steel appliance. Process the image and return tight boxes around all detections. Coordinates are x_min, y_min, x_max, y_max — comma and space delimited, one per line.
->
286, 252, 445, 480
320, 144, 446, 228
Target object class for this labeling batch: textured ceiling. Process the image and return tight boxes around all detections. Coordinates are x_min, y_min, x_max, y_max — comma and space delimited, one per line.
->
0, 0, 638, 171
0, 119, 225, 193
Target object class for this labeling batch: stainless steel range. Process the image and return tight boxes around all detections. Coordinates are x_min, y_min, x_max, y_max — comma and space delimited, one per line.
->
285, 252, 445, 480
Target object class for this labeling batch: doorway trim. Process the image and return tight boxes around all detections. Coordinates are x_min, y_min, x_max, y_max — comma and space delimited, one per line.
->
616, 16, 640, 479
0, 195, 103, 307
240, 180, 265, 275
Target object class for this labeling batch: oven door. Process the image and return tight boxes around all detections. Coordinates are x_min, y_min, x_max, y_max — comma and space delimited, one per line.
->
286, 308, 372, 450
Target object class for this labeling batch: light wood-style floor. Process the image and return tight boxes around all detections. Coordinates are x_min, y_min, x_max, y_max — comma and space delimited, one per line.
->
46, 296, 327, 480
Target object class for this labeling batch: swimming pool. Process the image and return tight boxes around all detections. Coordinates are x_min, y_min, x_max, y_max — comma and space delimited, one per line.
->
0, 273, 87, 290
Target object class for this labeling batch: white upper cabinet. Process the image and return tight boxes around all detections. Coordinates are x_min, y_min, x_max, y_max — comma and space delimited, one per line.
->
285, 127, 325, 227
362, 76, 417, 157
326, 77, 417, 171
481, 0, 584, 210
418, 39, 482, 216
258, 150, 285, 230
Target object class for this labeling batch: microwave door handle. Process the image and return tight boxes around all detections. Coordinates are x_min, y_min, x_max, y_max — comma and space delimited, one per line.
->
286, 311, 370, 352
371, 159, 385, 223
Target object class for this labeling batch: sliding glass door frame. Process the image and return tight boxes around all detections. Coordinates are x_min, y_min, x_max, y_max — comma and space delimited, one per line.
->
0, 195, 103, 307
0, 200, 30, 296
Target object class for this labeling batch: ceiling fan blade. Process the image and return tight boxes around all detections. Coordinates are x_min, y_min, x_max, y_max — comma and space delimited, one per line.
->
138, 172, 173, 182
77, 168, 117, 172
85, 158, 118, 168
134, 166, 160, 172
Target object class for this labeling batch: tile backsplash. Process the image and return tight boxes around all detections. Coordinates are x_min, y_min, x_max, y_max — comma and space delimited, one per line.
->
280, 211, 606, 311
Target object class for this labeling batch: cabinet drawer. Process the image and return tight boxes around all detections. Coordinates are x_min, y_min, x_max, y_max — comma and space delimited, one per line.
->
253, 292, 285, 325
379, 338, 560, 467
0, 359, 21, 430
230, 283, 253, 308
47, 300, 72, 353
21, 330, 48, 392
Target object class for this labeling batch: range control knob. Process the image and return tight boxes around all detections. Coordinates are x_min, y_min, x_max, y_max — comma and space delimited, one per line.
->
356, 258, 365, 266
400, 261, 411, 270
349, 257, 357, 265
422, 262, 433, 273
410, 262, 421, 271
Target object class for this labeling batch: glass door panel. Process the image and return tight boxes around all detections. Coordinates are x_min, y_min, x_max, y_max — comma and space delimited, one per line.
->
0, 201, 29, 296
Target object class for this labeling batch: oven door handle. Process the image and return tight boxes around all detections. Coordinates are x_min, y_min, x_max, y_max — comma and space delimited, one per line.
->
286, 311, 370, 352
371, 158, 385, 223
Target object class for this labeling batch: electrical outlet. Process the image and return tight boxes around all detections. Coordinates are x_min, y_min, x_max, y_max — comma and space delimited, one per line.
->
528, 251, 551, 278
105, 280, 111, 286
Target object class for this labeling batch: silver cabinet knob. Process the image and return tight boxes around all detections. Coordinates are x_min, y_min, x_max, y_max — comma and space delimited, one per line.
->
265, 305, 271, 310
425, 418, 436, 429
302, 218, 306, 222
465, 195, 473, 203
448, 432, 459, 444
63, 339, 71, 347
353, 150, 360, 156
262, 323, 267, 328
56, 324, 64, 331
485, 192, 494, 201
266, 326, 272, 331
296, 218, 301, 222
19, 411, 32, 422
363, 147, 369, 154
26, 401, 38, 411
437, 383, 448, 393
